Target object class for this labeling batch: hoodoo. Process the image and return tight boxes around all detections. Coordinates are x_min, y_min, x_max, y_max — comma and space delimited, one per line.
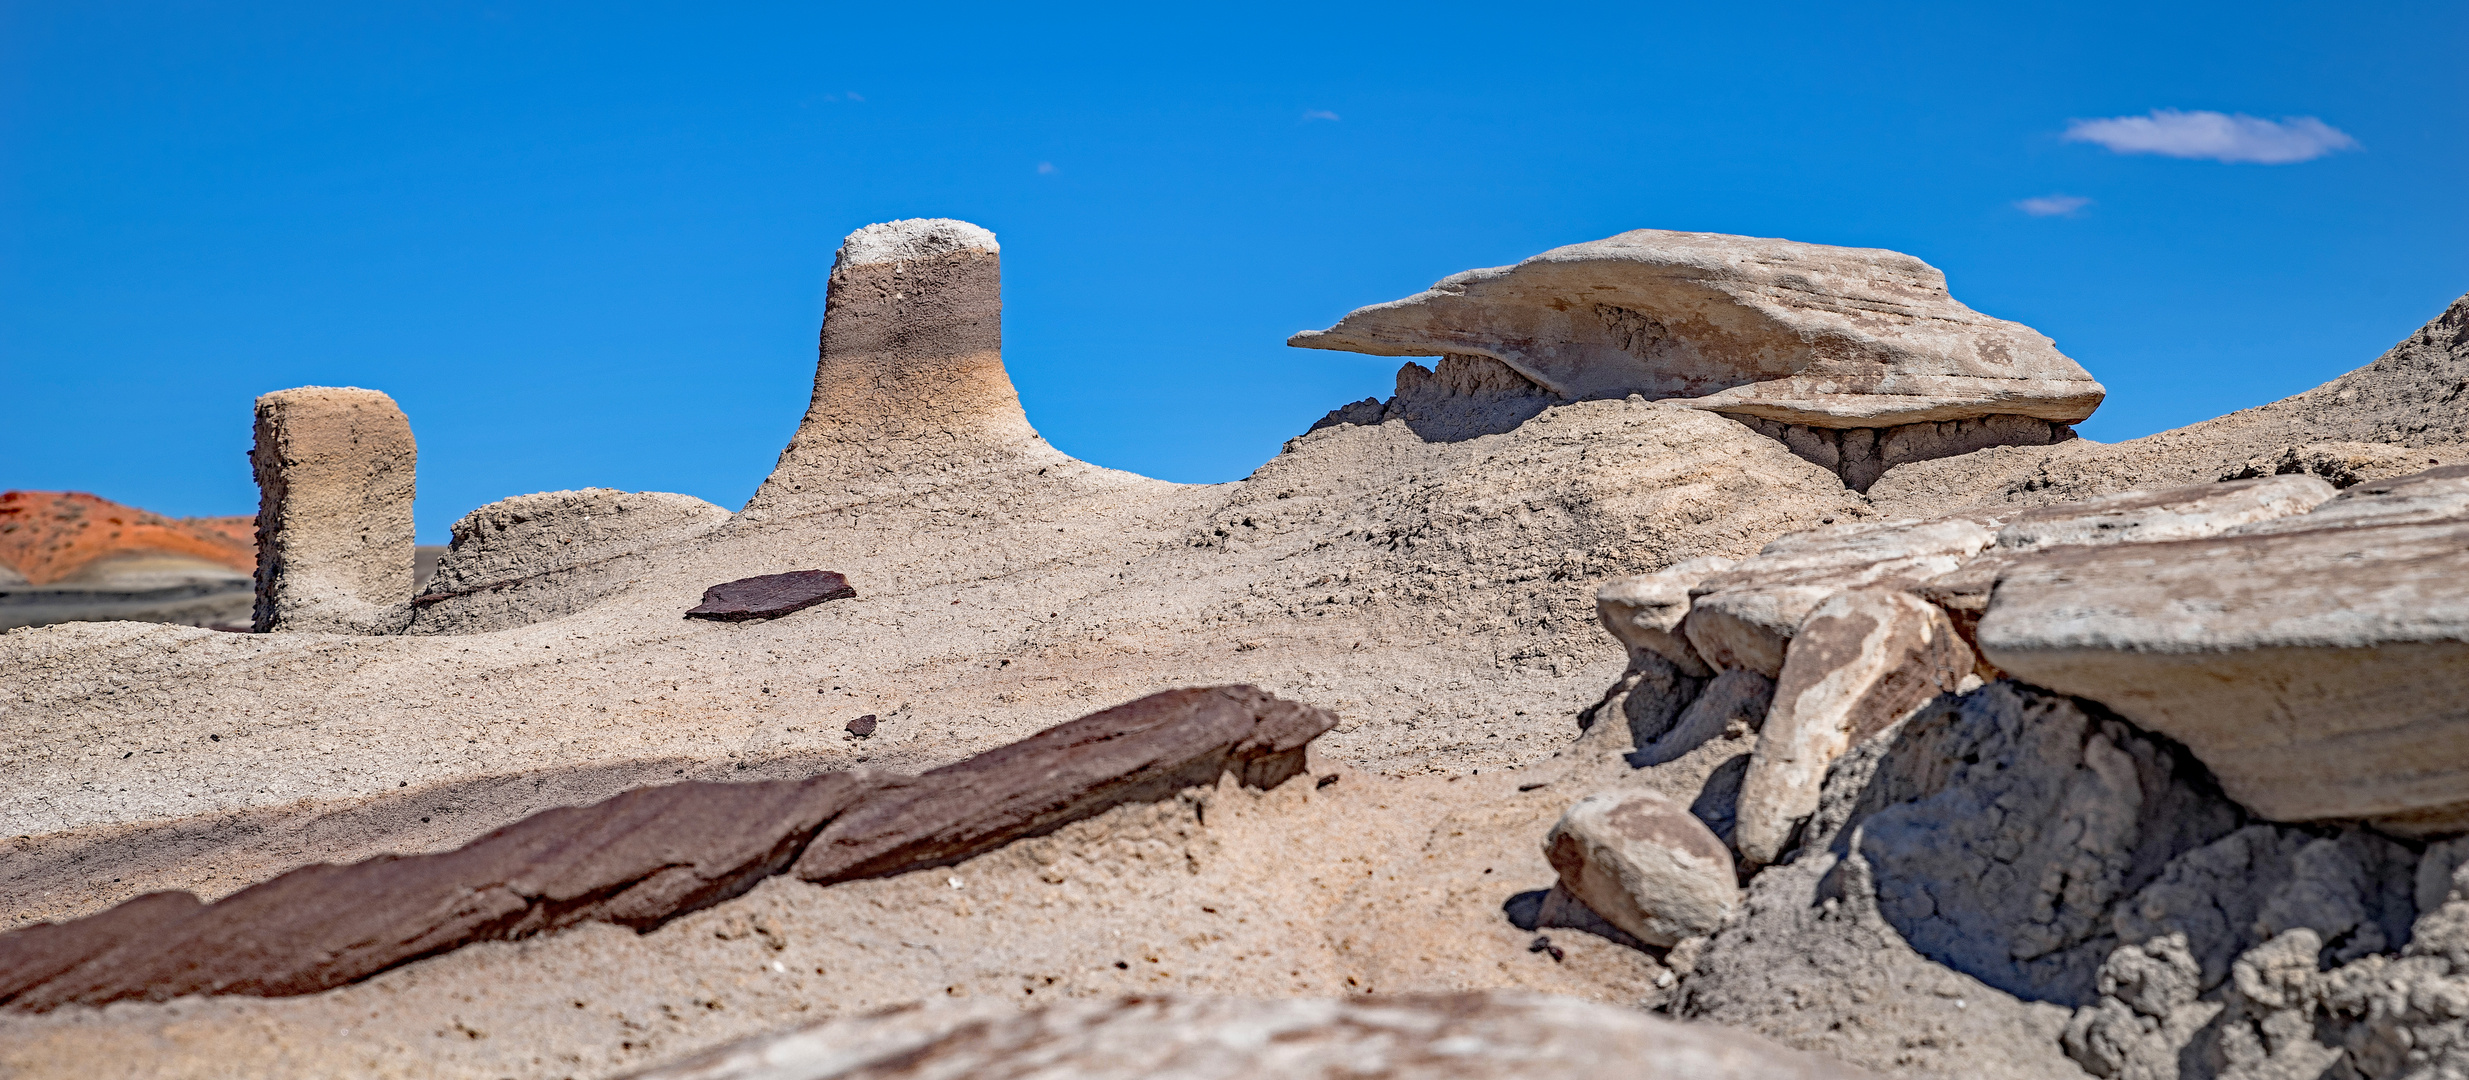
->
1293, 229, 2108, 488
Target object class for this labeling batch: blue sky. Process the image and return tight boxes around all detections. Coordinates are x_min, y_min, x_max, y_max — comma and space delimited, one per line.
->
4, 2, 2463, 541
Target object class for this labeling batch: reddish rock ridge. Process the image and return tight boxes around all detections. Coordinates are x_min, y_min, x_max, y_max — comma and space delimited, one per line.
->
0, 491, 254, 584
0, 685, 1336, 1013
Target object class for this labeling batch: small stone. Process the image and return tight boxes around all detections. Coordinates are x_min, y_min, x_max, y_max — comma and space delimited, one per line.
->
846, 714, 878, 738
1543, 787, 1739, 948
685, 570, 857, 622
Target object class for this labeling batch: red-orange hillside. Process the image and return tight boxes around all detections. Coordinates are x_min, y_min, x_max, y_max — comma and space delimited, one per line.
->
0, 491, 255, 585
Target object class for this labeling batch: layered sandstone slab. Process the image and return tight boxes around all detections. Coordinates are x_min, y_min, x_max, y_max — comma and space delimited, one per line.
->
249, 386, 418, 633
1289, 229, 2105, 429
1978, 521, 2469, 834
0, 686, 1335, 1012
794, 685, 1334, 882
1595, 556, 1736, 677
631, 992, 1878, 1080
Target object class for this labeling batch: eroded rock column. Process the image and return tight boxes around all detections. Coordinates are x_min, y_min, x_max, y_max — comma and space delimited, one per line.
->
746, 219, 1053, 516
250, 386, 416, 633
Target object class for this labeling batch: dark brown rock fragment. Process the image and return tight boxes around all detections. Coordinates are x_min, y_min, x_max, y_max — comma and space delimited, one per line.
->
846, 714, 878, 737
0, 773, 874, 1011
794, 685, 1335, 883
685, 570, 856, 621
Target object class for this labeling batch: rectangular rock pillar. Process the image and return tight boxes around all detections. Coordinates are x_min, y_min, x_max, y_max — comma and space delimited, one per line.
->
250, 386, 417, 633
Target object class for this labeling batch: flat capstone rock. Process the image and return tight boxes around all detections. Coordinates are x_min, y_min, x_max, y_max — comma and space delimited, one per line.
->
685, 570, 857, 621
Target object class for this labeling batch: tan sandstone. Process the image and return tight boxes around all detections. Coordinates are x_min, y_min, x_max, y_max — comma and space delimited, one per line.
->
249, 386, 418, 634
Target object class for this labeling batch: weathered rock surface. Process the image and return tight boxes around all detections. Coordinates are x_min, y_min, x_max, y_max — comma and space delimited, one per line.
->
1979, 520, 2469, 833
1289, 229, 2105, 430
1731, 413, 2078, 492
1733, 589, 1973, 869
1991, 474, 2333, 553
410, 488, 732, 633
793, 685, 1333, 882
1544, 787, 1740, 947
1912, 476, 2334, 661
248, 386, 418, 634
2223, 462, 2469, 536
0, 685, 1336, 1013
629, 992, 1879, 1080
1683, 518, 1991, 677
0, 772, 877, 1010
685, 570, 859, 622
1309, 354, 1566, 443
1596, 556, 1736, 677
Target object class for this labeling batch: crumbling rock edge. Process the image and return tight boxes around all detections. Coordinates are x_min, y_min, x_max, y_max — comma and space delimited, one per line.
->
0, 686, 1334, 1012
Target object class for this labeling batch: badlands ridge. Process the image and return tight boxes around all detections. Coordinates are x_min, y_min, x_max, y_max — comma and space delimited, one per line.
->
4, 220, 2469, 1079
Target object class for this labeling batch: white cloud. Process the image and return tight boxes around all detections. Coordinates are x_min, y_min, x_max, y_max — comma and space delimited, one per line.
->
2063, 109, 2357, 164
1301, 109, 1341, 122
2016, 194, 2091, 217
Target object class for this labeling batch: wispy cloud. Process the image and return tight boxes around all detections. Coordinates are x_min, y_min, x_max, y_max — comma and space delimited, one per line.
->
1301, 109, 1341, 122
2063, 109, 2357, 164
2016, 194, 2091, 217
1036, 161, 1056, 175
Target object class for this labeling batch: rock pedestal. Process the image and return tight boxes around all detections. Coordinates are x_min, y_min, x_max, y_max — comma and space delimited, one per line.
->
249, 386, 417, 634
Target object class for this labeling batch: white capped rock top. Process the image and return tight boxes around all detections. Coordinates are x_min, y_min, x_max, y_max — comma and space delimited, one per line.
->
837, 218, 999, 267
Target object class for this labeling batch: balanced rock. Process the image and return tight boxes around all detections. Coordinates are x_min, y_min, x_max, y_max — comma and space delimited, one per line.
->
1979, 519, 2469, 834
629, 992, 1878, 1080
248, 386, 418, 634
1595, 556, 1737, 677
1543, 787, 1741, 948
1734, 589, 1974, 868
1289, 230, 2104, 483
1683, 518, 1991, 677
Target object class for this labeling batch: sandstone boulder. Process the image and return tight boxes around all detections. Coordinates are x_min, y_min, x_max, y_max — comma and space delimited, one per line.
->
627, 992, 1878, 1080
1683, 518, 1990, 677
1596, 556, 1737, 677
1288, 229, 2104, 429
248, 386, 418, 634
1734, 589, 1974, 868
1545, 787, 1741, 947
1979, 520, 2469, 834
